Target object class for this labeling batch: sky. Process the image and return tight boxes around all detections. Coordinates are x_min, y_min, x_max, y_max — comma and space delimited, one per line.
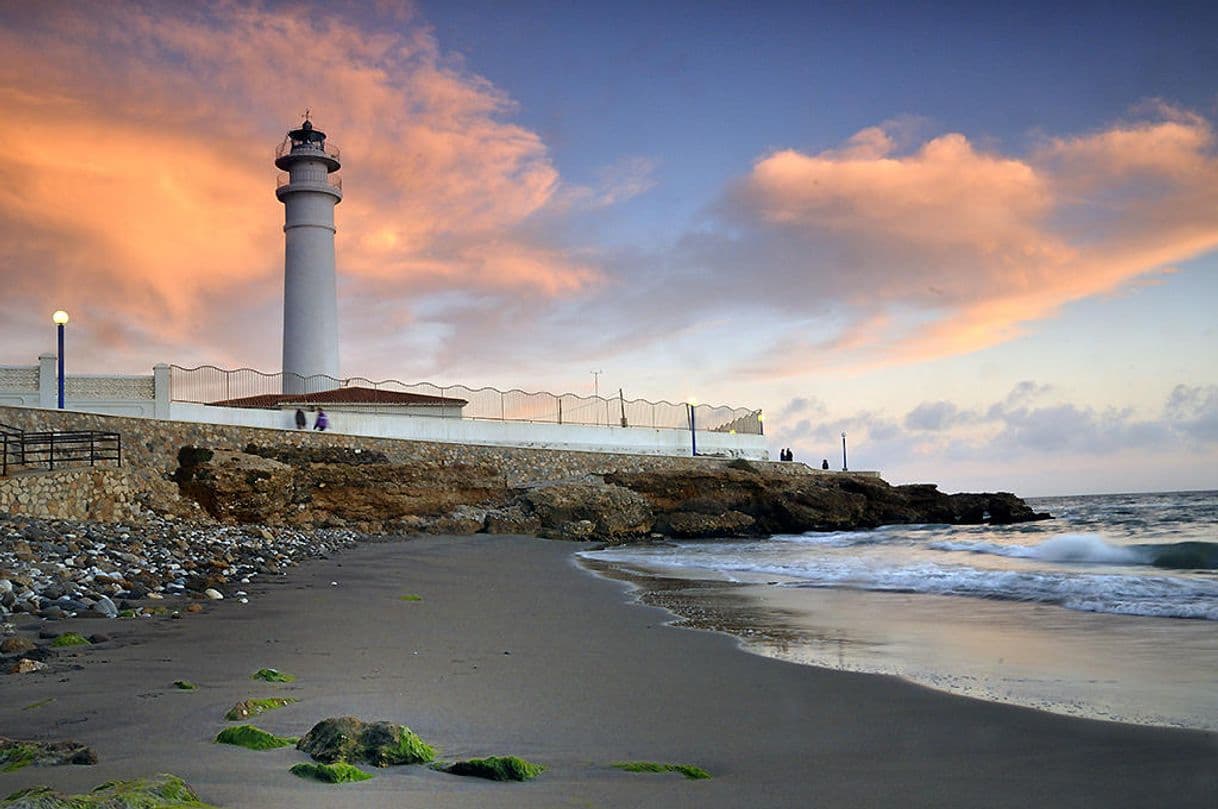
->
0, 0, 1215, 496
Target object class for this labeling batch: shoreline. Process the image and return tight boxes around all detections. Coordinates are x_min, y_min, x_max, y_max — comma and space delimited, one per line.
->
3, 535, 1217, 808
576, 556, 1218, 732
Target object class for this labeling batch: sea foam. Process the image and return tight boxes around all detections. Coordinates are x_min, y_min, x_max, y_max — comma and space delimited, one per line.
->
930, 533, 1144, 565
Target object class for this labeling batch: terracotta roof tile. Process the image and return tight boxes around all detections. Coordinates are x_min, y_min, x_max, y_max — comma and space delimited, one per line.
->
210, 386, 468, 409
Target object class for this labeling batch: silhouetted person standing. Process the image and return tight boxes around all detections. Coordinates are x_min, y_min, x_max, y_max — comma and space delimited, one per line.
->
294, 408, 307, 429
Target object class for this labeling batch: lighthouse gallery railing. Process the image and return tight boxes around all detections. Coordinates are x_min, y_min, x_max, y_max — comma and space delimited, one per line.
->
167, 365, 763, 435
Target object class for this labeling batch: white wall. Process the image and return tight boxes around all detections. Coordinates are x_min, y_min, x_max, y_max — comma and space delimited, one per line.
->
0, 359, 166, 419
2, 357, 768, 459
169, 401, 768, 459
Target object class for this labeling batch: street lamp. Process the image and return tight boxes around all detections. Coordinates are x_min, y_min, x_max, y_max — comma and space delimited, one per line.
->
52, 310, 70, 409
841, 431, 848, 472
687, 398, 698, 457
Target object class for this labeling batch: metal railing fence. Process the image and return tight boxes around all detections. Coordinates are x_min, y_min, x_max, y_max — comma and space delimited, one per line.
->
0, 422, 122, 476
168, 365, 763, 435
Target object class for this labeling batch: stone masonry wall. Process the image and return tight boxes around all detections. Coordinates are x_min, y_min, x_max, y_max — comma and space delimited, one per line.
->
0, 467, 142, 522
0, 405, 817, 515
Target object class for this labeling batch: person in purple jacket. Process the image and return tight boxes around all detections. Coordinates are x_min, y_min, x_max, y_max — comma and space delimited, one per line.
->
313, 408, 328, 432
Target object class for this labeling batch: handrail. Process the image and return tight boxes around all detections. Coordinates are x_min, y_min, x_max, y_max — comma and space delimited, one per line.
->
276, 172, 342, 191
0, 423, 121, 476
168, 365, 765, 435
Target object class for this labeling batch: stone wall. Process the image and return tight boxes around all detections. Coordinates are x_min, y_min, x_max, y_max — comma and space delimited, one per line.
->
0, 404, 815, 498
0, 467, 141, 522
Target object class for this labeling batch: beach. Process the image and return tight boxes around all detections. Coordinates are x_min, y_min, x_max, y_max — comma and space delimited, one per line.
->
2, 533, 1216, 808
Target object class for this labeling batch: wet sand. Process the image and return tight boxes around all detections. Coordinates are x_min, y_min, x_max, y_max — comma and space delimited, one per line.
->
2, 534, 1216, 808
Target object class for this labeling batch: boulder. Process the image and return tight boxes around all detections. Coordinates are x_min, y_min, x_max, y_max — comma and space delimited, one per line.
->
428, 505, 487, 535
484, 505, 542, 535
9, 658, 47, 674
664, 509, 756, 538
297, 716, 435, 767
0, 636, 35, 655
519, 482, 653, 542
0, 737, 97, 768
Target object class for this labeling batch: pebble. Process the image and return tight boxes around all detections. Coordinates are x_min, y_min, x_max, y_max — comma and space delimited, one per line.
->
0, 514, 365, 623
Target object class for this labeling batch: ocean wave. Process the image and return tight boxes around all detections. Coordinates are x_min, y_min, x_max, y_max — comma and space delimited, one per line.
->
779, 562, 1218, 620
929, 534, 1218, 570
583, 546, 1218, 620
929, 533, 1145, 565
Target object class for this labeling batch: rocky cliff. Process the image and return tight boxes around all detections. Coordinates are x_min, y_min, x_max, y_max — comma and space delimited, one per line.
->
173, 446, 1048, 543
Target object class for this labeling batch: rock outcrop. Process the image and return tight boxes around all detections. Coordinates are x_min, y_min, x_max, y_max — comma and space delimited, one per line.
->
171, 444, 1048, 543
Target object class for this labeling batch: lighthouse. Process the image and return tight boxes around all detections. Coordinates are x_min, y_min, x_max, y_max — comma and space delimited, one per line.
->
275, 118, 342, 394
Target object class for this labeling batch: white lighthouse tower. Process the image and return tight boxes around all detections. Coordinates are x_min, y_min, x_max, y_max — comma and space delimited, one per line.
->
275, 117, 342, 394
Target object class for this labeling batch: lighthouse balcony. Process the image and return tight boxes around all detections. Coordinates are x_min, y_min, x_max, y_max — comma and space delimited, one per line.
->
276, 171, 342, 199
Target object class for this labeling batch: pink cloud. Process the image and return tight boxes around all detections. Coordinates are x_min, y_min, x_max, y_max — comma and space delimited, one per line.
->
723, 108, 1218, 373
0, 2, 597, 373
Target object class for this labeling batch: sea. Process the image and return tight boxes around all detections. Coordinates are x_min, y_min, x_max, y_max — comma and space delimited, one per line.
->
579, 490, 1218, 731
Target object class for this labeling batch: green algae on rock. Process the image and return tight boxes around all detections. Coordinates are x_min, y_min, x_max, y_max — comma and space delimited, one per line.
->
442, 755, 545, 781
297, 716, 435, 767
0, 738, 96, 772
214, 725, 297, 751
0, 774, 213, 809
612, 761, 712, 779
224, 697, 298, 721
251, 667, 295, 683
49, 633, 90, 648
289, 762, 374, 784
173, 680, 197, 690
398, 593, 423, 602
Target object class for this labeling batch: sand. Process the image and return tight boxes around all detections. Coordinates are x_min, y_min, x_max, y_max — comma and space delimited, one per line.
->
2, 534, 1216, 808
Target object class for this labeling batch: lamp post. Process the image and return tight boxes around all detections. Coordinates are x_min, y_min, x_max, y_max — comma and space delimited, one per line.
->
52, 310, 70, 409
687, 399, 698, 457
590, 370, 603, 425
841, 431, 848, 472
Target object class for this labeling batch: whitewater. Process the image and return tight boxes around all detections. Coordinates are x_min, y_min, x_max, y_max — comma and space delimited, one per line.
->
580, 490, 1218, 730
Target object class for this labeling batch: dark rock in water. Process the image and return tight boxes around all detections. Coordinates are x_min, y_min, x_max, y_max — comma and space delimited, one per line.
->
0, 737, 96, 769
87, 633, 111, 644
297, 716, 435, 767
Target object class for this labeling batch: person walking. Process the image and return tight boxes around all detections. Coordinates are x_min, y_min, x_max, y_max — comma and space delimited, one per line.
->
294, 408, 306, 430
313, 408, 329, 432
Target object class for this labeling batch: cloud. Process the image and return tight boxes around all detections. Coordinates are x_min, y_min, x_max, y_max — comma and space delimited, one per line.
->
700, 108, 1218, 375
770, 381, 1217, 492
1165, 384, 1218, 442
0, 1, 596, 373
904, 401, 965, 431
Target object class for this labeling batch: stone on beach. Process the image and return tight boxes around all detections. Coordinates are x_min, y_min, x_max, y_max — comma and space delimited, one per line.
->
297, 716, 436, 767
442, 755, 546, 781
0, 737, 96, 770
0, 774, 214, 808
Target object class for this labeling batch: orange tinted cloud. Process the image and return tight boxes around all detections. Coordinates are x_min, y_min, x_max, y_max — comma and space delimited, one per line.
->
0, 3, 595, 369
725, 109, 1218, 373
